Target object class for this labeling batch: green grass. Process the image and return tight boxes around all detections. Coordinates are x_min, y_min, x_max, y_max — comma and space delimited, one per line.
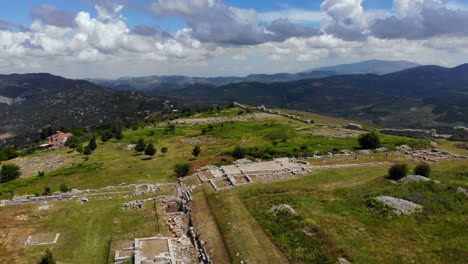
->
208, 160, 468, 263
0, 195, 166, 264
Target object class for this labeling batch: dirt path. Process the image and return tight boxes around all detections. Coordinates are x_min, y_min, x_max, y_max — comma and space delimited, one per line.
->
220, 191, 288, 264
191, 190, 231, 263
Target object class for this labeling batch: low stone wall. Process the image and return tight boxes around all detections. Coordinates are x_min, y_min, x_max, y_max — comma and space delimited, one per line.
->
380, 128, 438, 139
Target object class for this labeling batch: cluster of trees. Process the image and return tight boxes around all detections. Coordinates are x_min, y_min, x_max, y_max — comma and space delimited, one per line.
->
0, 164, 21, 183
388, 163, 431, 180
135, 138, 168, 158
0, 147, 19, 162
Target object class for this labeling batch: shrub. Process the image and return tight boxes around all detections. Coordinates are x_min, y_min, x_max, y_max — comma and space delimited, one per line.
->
88, 136, 97, 151
358, 132, 381, 149
232, 147, 246, 159
174, 163, 192, 177
414, 163, 431, 177
135, 138, 146, 152
388, 163, 408, 180
145, 143, 157, 157
43, 186, 52, 196
192, 145, 201, 157
38, 248, 55, 264
83, 145, 93, 156
0, 164, 21, 183
37, 171, 45, 177
60, 184, 70, 193
161, 147, 168, 154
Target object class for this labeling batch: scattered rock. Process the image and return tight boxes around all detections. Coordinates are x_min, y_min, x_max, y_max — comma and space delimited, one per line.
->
399, 175, 431, 183
269, 204, 296, 215
375, 147, 389, 152
357, 149, 371, 155
338, 257, 352, 264
124, 144, 136, 151
375, 196, 422, 215
457, 187, 468, 197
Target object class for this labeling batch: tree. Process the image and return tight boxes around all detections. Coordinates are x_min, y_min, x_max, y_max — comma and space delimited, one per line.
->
388, 164, 408, 180
358, 132, 381, 149
88, 136, 97, 151
38, 248, 56, 264
0, 164, 21, 183
135, 138, 146, 153
145, 143, 157, 157
232, 147, 246, 159
100, 133, 109, 143
112, 122, 124, 140
161, 147, 168, 154
0, 147, 19, 161
192, 145, 201, 157
65, 136, 81, 150
414, 163, 431, 177
76, 144, 84, 154
174, 163, 192, 177
84, 145, 93, 156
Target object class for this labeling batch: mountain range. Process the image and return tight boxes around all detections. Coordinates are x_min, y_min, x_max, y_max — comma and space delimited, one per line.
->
89, 60, 419, 94
157, 64, 468, 130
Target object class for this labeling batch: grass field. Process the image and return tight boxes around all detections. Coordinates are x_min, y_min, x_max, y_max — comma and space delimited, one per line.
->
0, 186, 170, 264
1, 106, 466, 263
200, 160, 467, 263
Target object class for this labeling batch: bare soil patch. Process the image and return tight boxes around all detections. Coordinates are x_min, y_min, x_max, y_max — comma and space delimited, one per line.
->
8, 152, 75, 178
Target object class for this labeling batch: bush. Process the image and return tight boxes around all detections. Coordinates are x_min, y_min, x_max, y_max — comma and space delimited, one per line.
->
388, 163, 408, 180
43, 186, 52, 196
192, 145, 201, 157
232, 147, 246, 159
414, 163, 431, 177
60, 184, 70, 193
145, 143, 157, 157
161, 147, 168, 154
0, 147, 19, 161
135, 138, 146, 152
38, 248, 55, 264
65, 136, 81, 149
88, 136, 97, 151
37, 171, 45, 177
174, 163, 192, 177
358, 132, 381, 149
0, 164, 21, 183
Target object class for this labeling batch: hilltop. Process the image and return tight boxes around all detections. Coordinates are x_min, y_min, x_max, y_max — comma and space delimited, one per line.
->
0, 106, 466, 263
0, 73, 194, 146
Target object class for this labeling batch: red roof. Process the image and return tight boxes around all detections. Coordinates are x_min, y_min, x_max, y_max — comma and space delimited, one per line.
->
47, 132, 73, 140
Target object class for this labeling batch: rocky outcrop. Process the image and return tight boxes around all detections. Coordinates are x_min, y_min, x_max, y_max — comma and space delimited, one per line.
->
375, 196, 422, 215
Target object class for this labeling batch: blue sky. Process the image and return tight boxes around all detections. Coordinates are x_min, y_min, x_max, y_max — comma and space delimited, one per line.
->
2, 0, 394, 32
0, 0, 467, 78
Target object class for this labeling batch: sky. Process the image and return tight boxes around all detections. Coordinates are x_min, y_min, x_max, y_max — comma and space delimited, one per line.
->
1, 0, 468, 78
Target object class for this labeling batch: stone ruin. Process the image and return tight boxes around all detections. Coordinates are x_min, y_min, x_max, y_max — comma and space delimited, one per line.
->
25, 233, 61, 246
200, 158, 311, 191
115, 236, 176, 264
398, 148, 467, 163
0, 189, 80, 207
452, 126, 468, 141
233, 102, 314, 125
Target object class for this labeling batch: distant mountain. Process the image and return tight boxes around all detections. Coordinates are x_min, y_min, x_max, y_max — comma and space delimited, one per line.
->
88, 71, 335, 95
89, 60, 420, 94
305, 60, 420, 75
0, 74, 189, 146
158, 64, 468, 130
